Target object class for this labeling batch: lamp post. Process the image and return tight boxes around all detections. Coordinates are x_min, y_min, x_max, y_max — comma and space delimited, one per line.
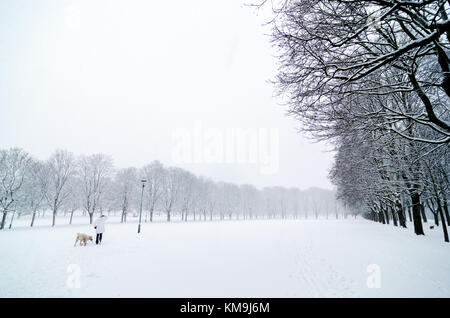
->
138, 179, 147, 233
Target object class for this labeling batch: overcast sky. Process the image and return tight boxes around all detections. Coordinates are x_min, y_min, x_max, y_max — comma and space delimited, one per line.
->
0, 0, 334, 190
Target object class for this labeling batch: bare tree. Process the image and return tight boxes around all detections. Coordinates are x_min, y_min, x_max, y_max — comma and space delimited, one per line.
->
113, 167, 138, 223
78, 153, 113, 224
0, 148, 31, 229
45, 150, 76, 227
178, 170, 197, 221
240, 184, 259, 220
21, 159, 47, 227
160, 167, 182, 222
63, 174, 83, 225
141, 161, 164, 222
269, 0, 450, 143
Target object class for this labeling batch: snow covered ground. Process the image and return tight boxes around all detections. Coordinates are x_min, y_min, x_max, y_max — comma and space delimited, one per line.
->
1, 216, 450, 298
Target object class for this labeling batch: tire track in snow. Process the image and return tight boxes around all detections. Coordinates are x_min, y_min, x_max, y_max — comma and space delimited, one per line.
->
294, 242, 326, 297
292, 241, 358, 297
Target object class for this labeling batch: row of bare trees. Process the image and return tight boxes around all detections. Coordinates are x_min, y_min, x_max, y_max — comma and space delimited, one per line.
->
0, 148, 338, 229
0, 148, 113, 228
265, 0, 449, 241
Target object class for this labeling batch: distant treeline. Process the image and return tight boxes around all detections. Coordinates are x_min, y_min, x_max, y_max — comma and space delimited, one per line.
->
0, 148, 341, 229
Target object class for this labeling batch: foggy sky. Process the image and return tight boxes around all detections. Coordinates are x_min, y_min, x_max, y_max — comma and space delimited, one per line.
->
0, 0, 334, 190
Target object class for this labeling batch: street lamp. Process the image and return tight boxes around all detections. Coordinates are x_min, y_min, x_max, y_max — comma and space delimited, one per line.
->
138, 179, 147, 233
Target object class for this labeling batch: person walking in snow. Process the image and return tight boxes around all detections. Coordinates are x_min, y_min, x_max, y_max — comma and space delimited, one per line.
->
94, 214, 108, 245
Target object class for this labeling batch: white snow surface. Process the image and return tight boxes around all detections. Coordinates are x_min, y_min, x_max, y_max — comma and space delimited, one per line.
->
1, 216, 450, 297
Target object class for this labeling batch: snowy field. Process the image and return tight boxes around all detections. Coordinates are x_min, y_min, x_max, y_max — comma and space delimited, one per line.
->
1, 216, 450, 298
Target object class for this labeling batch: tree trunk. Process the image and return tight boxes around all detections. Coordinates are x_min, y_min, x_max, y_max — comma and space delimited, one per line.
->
398, 206, 407, 228
167, 210, 171, 222
412, 193, 425, 235
384, 206, 390, 225
443, 198, 450, 226
433, 212, 439, 226
437, 198, 449, 243
420, 203, 427, 223
52, 207, 57, 227
89, 212, 93, 224
9, 211, 15, 229
407, 206, 412, 222
149, 206, 154, 222
31, 211, 37, 227
69, 210, 74, 225
391, 207, 398, 227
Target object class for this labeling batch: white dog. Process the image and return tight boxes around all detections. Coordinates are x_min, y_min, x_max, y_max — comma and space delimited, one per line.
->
74, 233, 93, 247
